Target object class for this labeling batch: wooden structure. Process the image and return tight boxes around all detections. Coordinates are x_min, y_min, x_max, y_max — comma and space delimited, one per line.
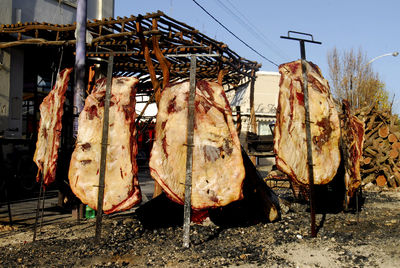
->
0, 9, 261, 193
0, 11, 267, 243
0, 10, 260, 97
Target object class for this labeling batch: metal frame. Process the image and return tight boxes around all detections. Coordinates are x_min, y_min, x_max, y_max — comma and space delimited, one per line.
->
281, 31, 321, 238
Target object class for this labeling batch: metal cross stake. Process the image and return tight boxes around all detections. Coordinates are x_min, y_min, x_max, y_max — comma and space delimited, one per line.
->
95, 53, 114, 242
165, 50, 219, 248
281, 31, 321, 237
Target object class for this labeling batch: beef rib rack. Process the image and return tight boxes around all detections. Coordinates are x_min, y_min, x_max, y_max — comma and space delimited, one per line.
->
69, 77, 141, 214
149, 81, 245, 209
341, 99, 365, 204
274, 60, 341, 185
33, 68, 73, 186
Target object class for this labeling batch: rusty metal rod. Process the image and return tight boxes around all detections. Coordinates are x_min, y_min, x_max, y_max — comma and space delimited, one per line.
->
182, 54, 197, 248
33, 175, 44, 242
301, 54, 317, 238
4, 178, 12, 226
95, 54, 114, 242
39, 187, 46, 232
281, 32, 321, 238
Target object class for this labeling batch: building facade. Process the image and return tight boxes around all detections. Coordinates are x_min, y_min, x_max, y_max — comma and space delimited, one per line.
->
227, 71, 280, 139
0, 0, 114, 138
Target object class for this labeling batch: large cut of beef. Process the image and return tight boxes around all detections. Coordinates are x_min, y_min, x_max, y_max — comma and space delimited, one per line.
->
69, 77, 141, 214
341, 100, 364, 204
149, 80, 245, 209
274, 60, 341, 185
33, 68, 73, 186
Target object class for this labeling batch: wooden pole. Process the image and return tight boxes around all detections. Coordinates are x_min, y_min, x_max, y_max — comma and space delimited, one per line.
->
95, 54, 114, 242
182, 54, 197, 248
249, 70, 257, 164
236, 105, 242, 136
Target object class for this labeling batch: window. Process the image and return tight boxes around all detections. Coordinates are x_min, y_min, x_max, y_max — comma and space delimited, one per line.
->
258, 121, 274, 136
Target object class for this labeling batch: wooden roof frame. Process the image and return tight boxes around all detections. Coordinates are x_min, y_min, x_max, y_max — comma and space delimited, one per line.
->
0, 10, 260, 94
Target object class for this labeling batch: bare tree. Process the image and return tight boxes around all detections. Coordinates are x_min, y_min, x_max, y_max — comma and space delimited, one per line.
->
327, 47, 389, 110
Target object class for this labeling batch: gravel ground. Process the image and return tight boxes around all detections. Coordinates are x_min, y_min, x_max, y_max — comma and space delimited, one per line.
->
0, 187, 399, 267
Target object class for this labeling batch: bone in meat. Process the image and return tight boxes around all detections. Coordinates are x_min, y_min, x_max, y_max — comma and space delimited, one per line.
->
341, 100, 365, 204
33, 68, 73, 186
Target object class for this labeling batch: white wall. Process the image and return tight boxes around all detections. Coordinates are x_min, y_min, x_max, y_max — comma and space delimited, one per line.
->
0, 0, 115, 137
10, 0, 115, 24
12, 0, 77, 24
87, 0, 115, 20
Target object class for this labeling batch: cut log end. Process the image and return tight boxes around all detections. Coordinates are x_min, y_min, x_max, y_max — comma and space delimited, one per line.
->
378, 125, 390, 138
376, 175, 387, 187
389, 149, 399, 159
388, 133, 398, 143
362, 157, 372, 165
393, 142, 400, 150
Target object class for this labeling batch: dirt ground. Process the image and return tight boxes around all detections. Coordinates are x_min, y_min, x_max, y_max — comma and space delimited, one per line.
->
0, 186, 399, 267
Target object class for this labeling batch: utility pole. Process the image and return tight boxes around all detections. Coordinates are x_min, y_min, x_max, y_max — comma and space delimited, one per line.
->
73, 0, 87, 138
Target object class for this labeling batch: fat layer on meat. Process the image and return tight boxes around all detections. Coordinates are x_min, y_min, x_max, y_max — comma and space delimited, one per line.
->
149, 81, 245, 209
34, 68, 73, 186
274, 60, 341, 185
69, 77, 141, 214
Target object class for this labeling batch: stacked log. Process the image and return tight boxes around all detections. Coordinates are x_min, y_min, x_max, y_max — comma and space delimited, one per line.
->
355, 105, 400, 188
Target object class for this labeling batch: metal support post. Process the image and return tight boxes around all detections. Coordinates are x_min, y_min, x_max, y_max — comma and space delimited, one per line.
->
165, 48, 219, 248
73, 0, 87, 138
33, 176, 44, 242
301, 57, 317, 237
182, 55, 197, 248
95, 54, 114, 242
281, 31, 321, 237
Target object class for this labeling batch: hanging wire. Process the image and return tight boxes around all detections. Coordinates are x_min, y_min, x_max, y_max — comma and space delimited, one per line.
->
192, 0, 280, 68
220, 0, 290, 61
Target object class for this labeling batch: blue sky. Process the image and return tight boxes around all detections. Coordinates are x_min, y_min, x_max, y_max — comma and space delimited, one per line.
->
115, 0, 400, 114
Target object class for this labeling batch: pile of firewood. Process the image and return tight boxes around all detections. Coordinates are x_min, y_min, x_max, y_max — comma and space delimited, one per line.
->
355, 106, 400, 188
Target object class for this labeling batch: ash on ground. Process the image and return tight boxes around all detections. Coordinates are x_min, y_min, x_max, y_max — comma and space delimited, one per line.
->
0, 188, 399, 267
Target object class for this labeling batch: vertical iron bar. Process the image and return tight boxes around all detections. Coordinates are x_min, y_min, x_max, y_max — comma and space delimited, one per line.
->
280, 32, 321, 238
39, 188, 46, 232
300, 40, 306, 60
73, 0, 87, 138
5, 181, 12, 226
33, 176, 44, 242
183, 55, 197, 248
95, 54, 114, 242
249, 70, 257, 164
236, 105, 242, 136
356, 188, 359, 224
301, 55, 317, 238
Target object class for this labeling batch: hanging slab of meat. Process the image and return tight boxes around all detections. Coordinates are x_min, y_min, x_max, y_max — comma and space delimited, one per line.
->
69, 77, 141, 214
341, 100, 365, 204
149, 80, 245, 209
274, 60, 341, 185
33, 68, 73, 186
